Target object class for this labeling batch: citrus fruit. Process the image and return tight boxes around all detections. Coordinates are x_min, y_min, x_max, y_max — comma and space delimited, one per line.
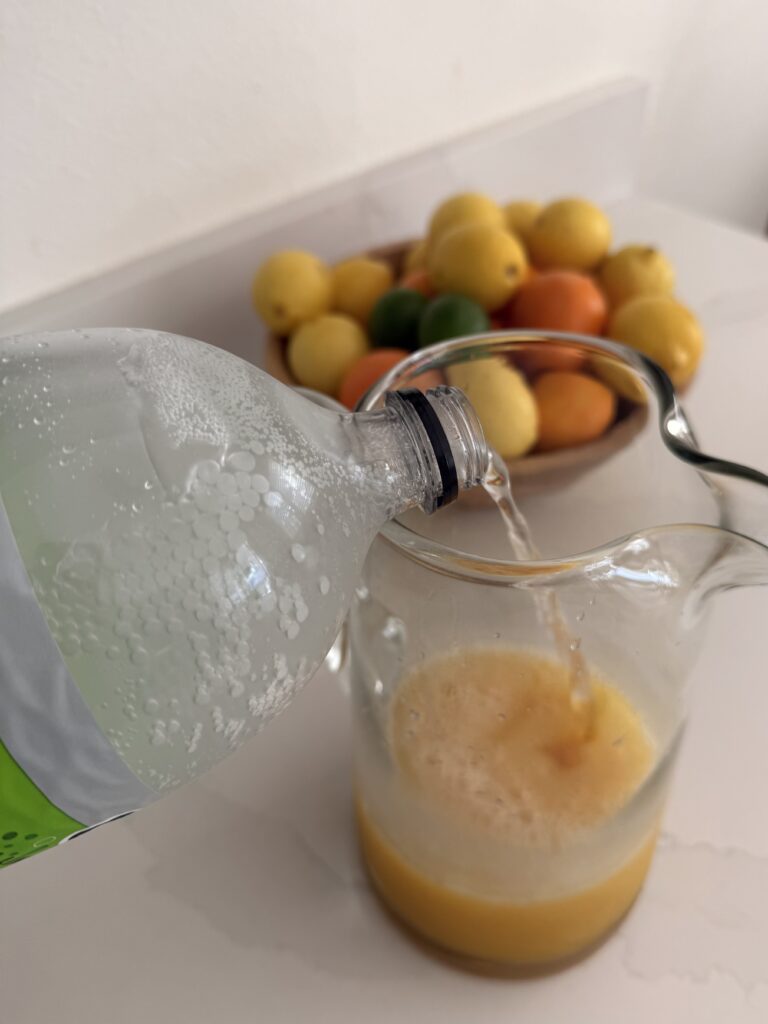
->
287, 314, 368, 395
532, 371, 616, 451
606, 295, 704, 393
331, 257, 394, 325
427, 192, 504, 247
598, 245, 675, 309
507, 270, 606, 373
404, 239, 428, 274
503, 200, 542, 244
399, 268, 435, 298
509, 270, 607, 335
253, 250, 332, 334
429, 222, 528, 311
338, 349, 445, 409
527, 198, 611, 271
447, 360, 538, 458
339, 349, 410, 409
369, 288, 428, 350
419, 294, 489, 347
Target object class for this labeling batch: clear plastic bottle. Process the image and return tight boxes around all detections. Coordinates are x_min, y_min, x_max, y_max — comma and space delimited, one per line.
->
0, 328, 487, 864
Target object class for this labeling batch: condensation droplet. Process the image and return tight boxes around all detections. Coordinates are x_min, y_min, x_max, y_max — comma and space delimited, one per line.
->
219, 510, 239, 532
82, 633, 100, 652
60, 634, 81, 655
291, 543, 306, 563
217, 473, 237, 495
229, 451, 256, 472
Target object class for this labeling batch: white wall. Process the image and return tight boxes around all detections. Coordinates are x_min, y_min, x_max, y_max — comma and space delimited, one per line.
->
2, 0, 767, 314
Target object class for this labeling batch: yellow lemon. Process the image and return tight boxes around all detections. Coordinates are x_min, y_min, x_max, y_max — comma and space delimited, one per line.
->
253, 250, 332, 334
447, 359, 538, 458
331, 257, 394, 325
598, 245, 675, 309
503, 200, 542, 244
288, 314, 369, 395
429, 222, 528, 311
528, 198, 611, 271
404, 239, 428, 274
603, 295, 704, 398
428, 192, 504, 247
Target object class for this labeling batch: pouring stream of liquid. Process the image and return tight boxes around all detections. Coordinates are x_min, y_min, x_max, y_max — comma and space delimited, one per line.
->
482, 453, 594, 733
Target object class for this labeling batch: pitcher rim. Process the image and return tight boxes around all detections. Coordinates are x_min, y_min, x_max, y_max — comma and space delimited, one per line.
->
360, 330, 768, 583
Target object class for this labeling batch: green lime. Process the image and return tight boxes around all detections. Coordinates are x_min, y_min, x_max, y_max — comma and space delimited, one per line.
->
369, 288, 427, 350
418, 293, 490, 347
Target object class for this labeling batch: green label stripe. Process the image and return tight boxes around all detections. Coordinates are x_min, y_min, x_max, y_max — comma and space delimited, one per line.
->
0, 736, 83, 867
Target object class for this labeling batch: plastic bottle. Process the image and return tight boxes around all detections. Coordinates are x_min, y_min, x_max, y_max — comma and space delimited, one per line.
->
0, 328, 487, 865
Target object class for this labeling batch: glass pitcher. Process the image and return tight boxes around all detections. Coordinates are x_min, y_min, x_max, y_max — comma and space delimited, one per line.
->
346, 332, 768, 972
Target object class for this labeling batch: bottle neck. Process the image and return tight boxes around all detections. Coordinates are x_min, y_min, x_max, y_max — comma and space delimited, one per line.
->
351, 386, 488, 518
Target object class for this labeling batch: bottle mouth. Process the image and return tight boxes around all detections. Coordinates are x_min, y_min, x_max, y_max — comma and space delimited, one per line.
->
358, 330, 768, 582
385, 389, 459, 511
384, 386, 488, 512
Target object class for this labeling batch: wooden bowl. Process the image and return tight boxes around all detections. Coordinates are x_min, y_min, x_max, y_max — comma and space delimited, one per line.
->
264, 240, 649, 494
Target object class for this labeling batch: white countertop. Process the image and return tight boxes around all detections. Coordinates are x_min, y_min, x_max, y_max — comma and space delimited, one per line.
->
2, 196, 768, 1023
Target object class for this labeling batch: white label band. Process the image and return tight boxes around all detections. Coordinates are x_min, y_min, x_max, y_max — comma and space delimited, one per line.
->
0, 493, 153, 826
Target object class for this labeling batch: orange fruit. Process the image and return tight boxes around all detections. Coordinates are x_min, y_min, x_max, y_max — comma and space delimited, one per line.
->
338, 349, 443, 409
532, 372, 616, 452
507, 271, 607, 374
399, 268, 436, 298
509, 270, 607, 334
